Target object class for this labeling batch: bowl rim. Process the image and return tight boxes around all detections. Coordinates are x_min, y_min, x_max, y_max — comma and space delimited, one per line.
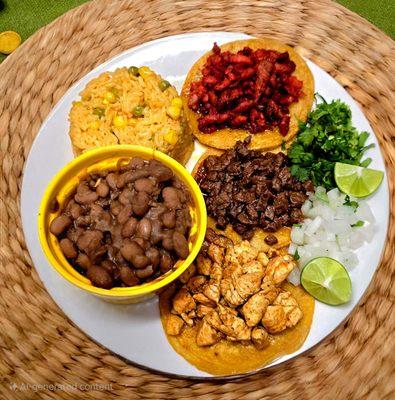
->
38, 144, 207, 298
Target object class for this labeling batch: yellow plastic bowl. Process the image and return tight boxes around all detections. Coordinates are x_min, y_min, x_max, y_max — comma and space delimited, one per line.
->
38, 145, 207, 303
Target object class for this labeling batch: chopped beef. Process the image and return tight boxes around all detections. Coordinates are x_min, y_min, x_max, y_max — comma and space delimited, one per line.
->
195, 137, 313, 239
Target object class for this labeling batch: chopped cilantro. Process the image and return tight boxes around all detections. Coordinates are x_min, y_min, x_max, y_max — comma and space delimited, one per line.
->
343, 195, 359, 211
289, 97, 374, 189
281, 140, 286, 151
294, 249, 300, 261
351, 220, 364, 227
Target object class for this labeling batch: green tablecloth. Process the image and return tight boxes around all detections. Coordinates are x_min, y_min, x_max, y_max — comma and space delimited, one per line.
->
0, 0, 394, 62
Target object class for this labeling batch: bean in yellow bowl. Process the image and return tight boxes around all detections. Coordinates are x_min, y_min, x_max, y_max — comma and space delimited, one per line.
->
38, 145, 206, 303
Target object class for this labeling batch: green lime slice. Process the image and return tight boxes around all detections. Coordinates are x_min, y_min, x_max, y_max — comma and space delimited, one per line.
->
301, 257, 352, 305
334, 162, 384, 198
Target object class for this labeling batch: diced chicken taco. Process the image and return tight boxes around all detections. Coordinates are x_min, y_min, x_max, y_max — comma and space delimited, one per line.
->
159, 229, 314, 376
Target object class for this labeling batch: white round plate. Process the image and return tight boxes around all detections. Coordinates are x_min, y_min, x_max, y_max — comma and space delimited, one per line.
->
21, 32, 389, 378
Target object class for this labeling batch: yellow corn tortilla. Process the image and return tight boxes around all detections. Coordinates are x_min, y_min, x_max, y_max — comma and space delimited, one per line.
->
182, 38, 315, 150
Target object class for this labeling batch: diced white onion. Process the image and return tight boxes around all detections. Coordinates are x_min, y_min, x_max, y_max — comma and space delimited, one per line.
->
290, 226, 304, 245
288, 186, 375, 283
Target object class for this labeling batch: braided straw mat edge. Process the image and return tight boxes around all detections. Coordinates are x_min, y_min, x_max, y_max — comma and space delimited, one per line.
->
0, 0, 394, 399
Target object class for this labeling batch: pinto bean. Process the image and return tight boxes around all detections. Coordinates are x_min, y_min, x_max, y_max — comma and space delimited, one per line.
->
75, 253, 91, 270
123, 169, 150, 184
162, 237, 174, 251
150, 220, 163, 244
135, 265, 155, 279
160, 250, 174, 273
76, 230, 103, 253
106, 173, 118, 189
87, 265, 113, 289
49, 198, 60, 213
135, 178, 156, 193
174, 209, 190, 234
173, 231, 189, 259
100, 260, 116, 275
133, 237, 149, 250
93, 212, 112, 232
120, 265, 140, 286
162, 210, 176, 229
148, 160, 173, 182
132, 192, 150, 216
264, 234, 278, 245
120, 241, 144, 262
70, 203, 83, 219
127, 157, 145, 170
75, 189, 98, 205
90, 204, 103, 217
91, 245, 107, 263
117, 204, 132, 224
145, 203, 167, 219
116, 173, 127, 189
119, 188, 134, 205
121, 217, 138, 237
131, 254, 151, 269
136, 218, 152, 240
146, 247, 160, 268
162, 187, 181, 209
67, 227, 84, 243
50, 215, 71, 236
110, 200, 122, 216
96, 182, 109, 197
59, 238, 77, 259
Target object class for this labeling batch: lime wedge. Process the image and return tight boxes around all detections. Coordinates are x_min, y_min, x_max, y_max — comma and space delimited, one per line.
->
334, 162, 384, 198
0, 31, 22, 55
301, 257, 351, 305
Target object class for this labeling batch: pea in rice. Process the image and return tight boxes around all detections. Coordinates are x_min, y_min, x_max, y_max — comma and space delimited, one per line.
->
69, 66, 194, 165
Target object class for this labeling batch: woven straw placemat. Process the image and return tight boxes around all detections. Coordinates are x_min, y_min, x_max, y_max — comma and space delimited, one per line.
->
1, 0, 394, 399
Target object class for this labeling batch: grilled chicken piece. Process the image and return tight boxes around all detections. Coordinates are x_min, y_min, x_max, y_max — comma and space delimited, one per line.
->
233, 272, 262, 300
196, 254, 212, 275
262, 291, 303, 333
221, 277, 245, 306
264, 254, 296, 285
172, 288, 196, 315
251, 327, 270, 350
241, 291, 270, 327
207, 243, 225, 264
179, 263, 197, 284
217, 305, 251, 341
225, 241, 259, 266
166, 314, 185, 336
180, 312, 195, 327
221, 257, 265, 306
196, 320, 222, 346
203, 283, 220, 304
260, 281, 280, 303
193, 292, 216, 307
205, 305, 251, 341
196, 304, 214, 318
257, 251, 270, 267
210, 262, 222, 283
186, 275, 206, 293
242, 260, 265, 275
